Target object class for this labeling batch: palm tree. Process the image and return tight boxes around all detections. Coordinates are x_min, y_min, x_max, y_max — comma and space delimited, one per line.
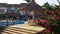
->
57, 0, 60, 6
25, 0, 30, 2
54, 0, 60, 15
42, 2, 53, 12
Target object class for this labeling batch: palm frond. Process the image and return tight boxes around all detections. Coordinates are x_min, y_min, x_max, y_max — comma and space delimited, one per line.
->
25, 0, 30, 2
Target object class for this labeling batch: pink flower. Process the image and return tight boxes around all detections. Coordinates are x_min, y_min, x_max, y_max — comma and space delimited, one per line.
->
35, 20, 39, 23
39, 20, 44, 22
41, 16, 47, 18
44, 20, 49, 23
37, 19, 49, 23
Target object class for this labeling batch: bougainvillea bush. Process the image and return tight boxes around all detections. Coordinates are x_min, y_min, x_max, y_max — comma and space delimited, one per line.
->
46, 11, 60, 34
35, 11, 60, 34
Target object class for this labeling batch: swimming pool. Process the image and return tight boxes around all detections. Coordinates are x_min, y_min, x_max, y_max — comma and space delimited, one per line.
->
0, 20, 25, 27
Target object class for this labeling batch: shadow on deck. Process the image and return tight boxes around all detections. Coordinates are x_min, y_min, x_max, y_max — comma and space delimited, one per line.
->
0, 26, 7, 34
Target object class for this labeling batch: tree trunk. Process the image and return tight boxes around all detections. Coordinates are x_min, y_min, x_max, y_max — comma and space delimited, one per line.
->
12, 16, 14, 25
6, 15, 8, 26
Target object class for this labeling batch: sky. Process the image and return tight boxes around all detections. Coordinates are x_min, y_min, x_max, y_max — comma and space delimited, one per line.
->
0, 0, 60, 6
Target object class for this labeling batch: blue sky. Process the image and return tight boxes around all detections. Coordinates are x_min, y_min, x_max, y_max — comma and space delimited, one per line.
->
0, 0, 59, 6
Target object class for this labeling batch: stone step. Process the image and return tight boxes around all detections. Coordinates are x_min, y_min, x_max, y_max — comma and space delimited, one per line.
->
2, 27, 37, 34
1, 24, 46, 34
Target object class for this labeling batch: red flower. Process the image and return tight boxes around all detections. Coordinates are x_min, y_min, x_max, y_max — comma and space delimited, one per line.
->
58, 16, 60, 19
55, 24, 59, 27
43, 25, 53, 31
37, 19, 49, 23
46, 29, 51, 33
54, 17, 59, 20
58, 10, 60, 12
49, 11, 55, 16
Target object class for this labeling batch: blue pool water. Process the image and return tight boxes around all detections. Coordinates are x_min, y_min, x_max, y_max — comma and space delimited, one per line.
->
0, 20, 25, 27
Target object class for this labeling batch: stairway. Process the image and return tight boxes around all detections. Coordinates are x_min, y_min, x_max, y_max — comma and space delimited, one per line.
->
1, 24, 46, 34
2, 27, 37, 34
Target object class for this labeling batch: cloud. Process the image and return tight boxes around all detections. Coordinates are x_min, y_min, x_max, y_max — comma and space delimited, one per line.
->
36, 0, 59, 6
0, 0, 59, 6
0, 0, 27, 4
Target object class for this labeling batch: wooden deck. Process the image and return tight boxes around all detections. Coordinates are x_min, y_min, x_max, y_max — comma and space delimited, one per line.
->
1, 24, 46, 34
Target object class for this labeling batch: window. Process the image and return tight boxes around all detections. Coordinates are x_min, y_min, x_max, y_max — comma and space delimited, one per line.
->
10, 7, 15, 10
9, 7, 17, 13
0, 7, 6, 14
0, 9, 4, 13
